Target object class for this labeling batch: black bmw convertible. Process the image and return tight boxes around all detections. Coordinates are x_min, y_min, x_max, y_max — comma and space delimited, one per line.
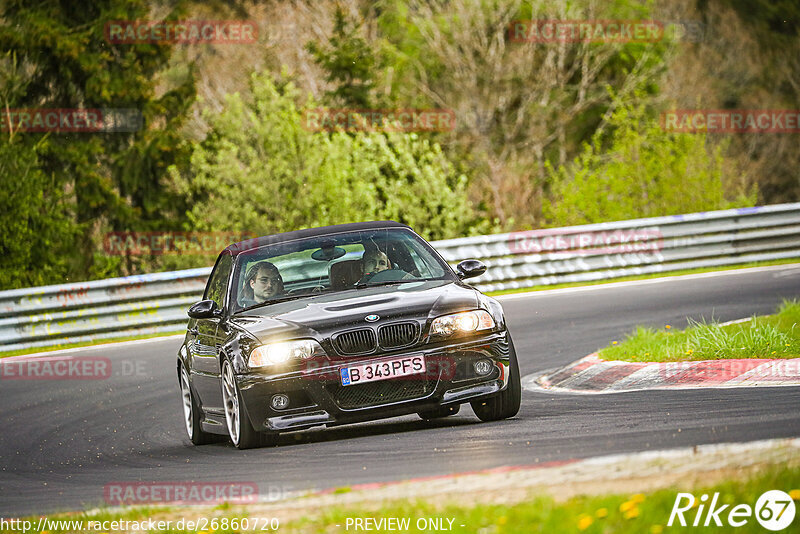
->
177, 221, 520, 449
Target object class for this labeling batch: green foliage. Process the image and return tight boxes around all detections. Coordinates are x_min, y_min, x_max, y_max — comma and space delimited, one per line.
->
544, 101, 757, 226
599, 299, 800, 362
0, 137, 78, 289
170, 72, 479, 242
2, 0, 797, 289
306, 7, 381, 107
0, 0, 195, 287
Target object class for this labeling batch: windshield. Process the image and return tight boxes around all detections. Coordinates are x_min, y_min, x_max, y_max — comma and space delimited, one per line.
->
231, 228, 454, 312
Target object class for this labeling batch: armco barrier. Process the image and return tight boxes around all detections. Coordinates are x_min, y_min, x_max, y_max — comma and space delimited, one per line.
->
2, 204, 800, 352
0, 269, 211, 352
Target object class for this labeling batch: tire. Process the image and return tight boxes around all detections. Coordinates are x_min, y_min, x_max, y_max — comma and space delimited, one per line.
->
471, 335, 521, 422
221, 359, 269, 449
179, 364, 217, 445
418, 404, 460, 420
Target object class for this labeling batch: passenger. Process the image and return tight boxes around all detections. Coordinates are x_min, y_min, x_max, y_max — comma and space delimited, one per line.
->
242, 261, 284, 306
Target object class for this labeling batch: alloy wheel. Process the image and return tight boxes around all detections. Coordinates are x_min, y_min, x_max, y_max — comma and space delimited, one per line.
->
180, 367, 194, 437
222, 361, 241, 445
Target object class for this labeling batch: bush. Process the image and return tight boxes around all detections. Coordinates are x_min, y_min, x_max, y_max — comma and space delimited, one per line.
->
0, 138, 78, 289
170, 72, 480, 243
544, 102, 757, 226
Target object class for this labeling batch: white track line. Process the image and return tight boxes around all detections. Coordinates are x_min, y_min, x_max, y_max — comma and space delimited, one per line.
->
4, 334, 184, 359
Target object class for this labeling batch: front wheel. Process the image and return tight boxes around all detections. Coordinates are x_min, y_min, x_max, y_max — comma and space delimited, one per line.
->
471, 335, 521, 422
221, 360, 269, 449
179, 364, 217, 445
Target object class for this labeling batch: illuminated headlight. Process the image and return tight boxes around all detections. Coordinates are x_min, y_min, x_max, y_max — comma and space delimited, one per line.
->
248, 339, 325, 368
430, 310, 495, 337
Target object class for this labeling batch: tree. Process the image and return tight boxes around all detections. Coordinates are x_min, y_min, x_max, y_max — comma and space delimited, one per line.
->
0, 0, 196, 284
306, 6, 381, 108
0, 135, 78, 288
375, 0, 669, 229
170, 72, 482, 243
0, 51, 79, 288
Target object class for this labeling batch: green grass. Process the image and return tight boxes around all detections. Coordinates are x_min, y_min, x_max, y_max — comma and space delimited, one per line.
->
486, 258, 800, 297
600, 300, 800, 362
0, 330, 184, 359
8, 464, 799, 533
288, 465, 800, 533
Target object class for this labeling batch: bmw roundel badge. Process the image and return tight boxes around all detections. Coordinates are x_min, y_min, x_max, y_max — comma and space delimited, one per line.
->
365, 314, 380, 322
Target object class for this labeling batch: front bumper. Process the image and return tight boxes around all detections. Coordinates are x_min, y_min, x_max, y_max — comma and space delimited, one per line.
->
237, 331, 511, 432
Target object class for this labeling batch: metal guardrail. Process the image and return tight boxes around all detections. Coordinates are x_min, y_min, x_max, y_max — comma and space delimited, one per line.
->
2, 203, 800, 352
0, 269, 211, 353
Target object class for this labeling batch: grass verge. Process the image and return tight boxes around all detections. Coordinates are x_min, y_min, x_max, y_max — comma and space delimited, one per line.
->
9, 464, 800, 533
290, 465, 799, 533
599, 300, 800, 362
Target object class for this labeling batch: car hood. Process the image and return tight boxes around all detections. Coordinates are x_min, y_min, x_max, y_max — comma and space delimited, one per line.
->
229, 279, 480, 344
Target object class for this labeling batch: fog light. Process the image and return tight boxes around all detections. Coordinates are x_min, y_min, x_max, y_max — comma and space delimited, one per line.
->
474, 359, 493, 376
271, 394, 290, 410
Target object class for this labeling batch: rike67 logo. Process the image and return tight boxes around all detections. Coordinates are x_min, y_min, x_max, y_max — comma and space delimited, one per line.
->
669, 490, 796, 531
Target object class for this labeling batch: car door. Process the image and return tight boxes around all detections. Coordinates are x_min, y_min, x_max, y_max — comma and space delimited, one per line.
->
188, 252, 233, 414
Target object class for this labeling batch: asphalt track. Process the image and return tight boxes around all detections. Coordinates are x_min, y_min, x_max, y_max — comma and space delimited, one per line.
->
2, 265, 800, 516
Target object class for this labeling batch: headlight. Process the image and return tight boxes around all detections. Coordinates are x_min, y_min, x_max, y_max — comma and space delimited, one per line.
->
248, 339, 325, 368
430, 310, 495, 337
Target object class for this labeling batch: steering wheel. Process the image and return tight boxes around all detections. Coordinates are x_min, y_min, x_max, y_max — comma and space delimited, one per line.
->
360, 268, 411, 284
288, 285, 325, 295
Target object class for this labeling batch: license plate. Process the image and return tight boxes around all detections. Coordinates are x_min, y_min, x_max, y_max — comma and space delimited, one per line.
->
340, 355, 425, 386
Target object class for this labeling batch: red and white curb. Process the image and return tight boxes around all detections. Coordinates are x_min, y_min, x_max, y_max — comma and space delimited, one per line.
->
524, 353, 800, 394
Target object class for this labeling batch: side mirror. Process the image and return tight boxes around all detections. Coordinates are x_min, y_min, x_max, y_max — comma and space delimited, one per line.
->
456, 259, 487, 280
187, 299, 223, 319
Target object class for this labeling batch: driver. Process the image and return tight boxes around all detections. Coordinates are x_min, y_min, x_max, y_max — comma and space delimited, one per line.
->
361, 249, 391, 277
358, 249, 414, 285
242, 261, 284, 306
